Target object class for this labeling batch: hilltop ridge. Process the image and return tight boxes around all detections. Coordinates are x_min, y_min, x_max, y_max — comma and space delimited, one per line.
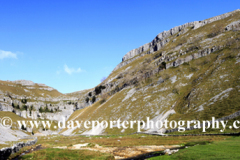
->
61, 9, 240, 135
1, 9, 240, 136
113, 9, 240, 71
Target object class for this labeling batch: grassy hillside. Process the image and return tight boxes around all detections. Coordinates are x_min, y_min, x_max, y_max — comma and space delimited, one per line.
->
2, 10, 240, 160
66, 88, 92, 102
63, 10, 240, 135
0, 80, 67, 100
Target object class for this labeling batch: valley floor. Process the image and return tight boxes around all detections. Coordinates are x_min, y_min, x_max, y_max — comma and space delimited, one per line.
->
7, 134, 239, 160
149, 136, 240, 160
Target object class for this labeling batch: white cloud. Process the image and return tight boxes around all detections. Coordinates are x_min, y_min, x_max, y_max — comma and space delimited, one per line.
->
64, 64, 83, 75
0, 50, 17, 59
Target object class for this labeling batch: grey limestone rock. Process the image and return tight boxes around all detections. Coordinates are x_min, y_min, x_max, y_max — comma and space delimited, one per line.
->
14, 80, 35, 86
166, 46, 222, 69
225, 20, 240, 31
0, 138, 37, 160
113, 9, 240, 71
157, 77, 165, 84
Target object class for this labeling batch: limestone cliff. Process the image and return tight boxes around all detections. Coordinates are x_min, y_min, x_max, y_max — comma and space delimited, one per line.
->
62, 9, 240, 135
113, 9, 240, 71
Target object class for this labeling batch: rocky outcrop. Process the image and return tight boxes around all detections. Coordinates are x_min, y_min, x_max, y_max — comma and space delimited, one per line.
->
12, 103, 76, 121
0, 103, 13, 112
114, 54, 146, 71
0, 79, 82, 122
113, 9, 240, 71
165, 46, 223, 69
14, 80, 35, 86
14, 80, 55, 91
225, 20, 240, 31
0, 137, 37, 160
164, 149, 179, 155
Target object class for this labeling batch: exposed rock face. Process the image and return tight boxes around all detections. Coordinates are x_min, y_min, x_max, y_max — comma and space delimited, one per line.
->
0, 80, 82, 122
1, 10, 240, 138
225, 20, 240, 31
0, 103, 13, 112
14, 80, 55, 91
157, 77, 165, 84
165, 46, 223, 69
43, 10, 240, 136
14, 80, 35, 86
12, 103, 76, 121
0, 94, 79, 121
113, 9, 240, 71
0, 137, 37, 160
0, 127, 29, 142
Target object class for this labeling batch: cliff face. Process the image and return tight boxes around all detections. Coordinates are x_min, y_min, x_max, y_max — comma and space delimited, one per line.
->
1, 10, 240, 136
61, 9, 240, 135
113, 9, 240, 71
0, 80, 83, 122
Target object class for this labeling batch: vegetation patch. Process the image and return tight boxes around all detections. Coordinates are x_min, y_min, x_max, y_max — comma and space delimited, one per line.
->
20, 148, 114, 160
148, 136, 240, 160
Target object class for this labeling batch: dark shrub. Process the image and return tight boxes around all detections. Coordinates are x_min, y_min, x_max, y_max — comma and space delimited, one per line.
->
88, 92, 92, 97
22, 105, 28, 111
39, 107, 44, 113
100, 85, 106, 90
94, 85, 106, 95
85, 97, 90, 103
21, 99, 27, 104
45, 105, 50, 112
92, 96, 96, 103
95, 86, 101, 95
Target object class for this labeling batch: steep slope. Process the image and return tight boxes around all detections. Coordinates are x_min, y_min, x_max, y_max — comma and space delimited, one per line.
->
63, 9, 240, 135
0, 80, 81, 123
0, 111, 30, 146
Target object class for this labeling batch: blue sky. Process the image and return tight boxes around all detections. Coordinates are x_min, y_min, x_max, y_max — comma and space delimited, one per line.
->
0, 0, 239, 93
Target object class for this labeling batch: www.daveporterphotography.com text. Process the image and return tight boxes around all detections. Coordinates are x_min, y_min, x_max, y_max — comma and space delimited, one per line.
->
1, 117, 239, 133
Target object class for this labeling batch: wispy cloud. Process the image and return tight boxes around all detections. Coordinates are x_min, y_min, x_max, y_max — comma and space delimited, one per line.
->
0, 50, 17, 59
64, 64, 83, 75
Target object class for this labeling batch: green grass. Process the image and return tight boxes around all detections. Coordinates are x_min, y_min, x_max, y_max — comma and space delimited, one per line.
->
65, 44, 240, 135
0, 80, 64, 98
0, 111, 59, 133
19, 148, 114, 160
37, 134, 225, 148
61, 11, 240, 135
0, 111, 30, 130
0, 139, 33, 150
148, 136, 240, 160
18, 135, 238, 160
7, 134, 226, 160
